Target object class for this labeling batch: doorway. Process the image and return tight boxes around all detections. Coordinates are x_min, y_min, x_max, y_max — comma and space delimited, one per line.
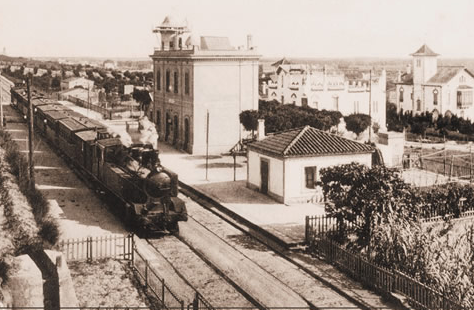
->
184, 118, 190, 151
260, 159, 269, 194
165, 113, 170, 142
173, 115, 179, 145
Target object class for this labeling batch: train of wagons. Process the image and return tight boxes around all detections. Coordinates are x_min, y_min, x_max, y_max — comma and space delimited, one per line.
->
10, 87, 187, 235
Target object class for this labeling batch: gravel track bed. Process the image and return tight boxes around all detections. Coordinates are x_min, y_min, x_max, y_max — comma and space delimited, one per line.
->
181, 195, 359, 309
148, 236, 253, 308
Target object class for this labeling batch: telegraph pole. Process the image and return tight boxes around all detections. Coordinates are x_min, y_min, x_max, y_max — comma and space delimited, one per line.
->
0, 72, 3, 129
368, 69, 372, 143
26, 74, 35, 185
205, 110, 209, 181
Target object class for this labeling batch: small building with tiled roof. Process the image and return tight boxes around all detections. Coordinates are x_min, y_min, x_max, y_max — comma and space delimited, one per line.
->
395, 44, 474, 120
247, 125, 374, 204
60, 76, 94, 91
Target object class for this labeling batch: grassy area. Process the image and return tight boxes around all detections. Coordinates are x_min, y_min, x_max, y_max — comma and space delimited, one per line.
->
68, 259, 150, 308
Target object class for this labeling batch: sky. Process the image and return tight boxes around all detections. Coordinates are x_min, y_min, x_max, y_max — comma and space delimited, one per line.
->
1, 0, 474, 59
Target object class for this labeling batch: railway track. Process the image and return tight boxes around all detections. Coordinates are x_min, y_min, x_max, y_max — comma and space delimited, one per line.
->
146, 236, 254, 309
6, 102, 386, 310
142, 187, 371, 310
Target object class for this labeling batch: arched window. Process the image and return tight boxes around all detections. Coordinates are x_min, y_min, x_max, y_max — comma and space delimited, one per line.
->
184, 71, 190, 95
433, 89, 438, 105
174, 71, 179, 94
156, 69, 161, 91
399, 87, 404, 103
417, 99, 421, 111
166, 70, 170, 92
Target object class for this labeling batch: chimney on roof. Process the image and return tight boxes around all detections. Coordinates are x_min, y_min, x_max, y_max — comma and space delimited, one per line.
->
257, 119, 265, 141
397, 70, 402, 82
406, 64, 411, 75
247, 34, 253, 50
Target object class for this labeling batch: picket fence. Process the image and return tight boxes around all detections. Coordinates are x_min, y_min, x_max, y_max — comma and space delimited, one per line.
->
59, 234, 213, 310
305, 215, 469, 310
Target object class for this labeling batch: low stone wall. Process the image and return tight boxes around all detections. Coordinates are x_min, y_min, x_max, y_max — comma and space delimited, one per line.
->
2, 251, 79, 310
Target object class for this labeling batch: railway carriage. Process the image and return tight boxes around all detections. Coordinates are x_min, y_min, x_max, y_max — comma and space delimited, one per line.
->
10, 87, 187, 235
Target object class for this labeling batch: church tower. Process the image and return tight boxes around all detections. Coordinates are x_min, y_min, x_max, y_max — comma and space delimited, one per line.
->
411, 44, 439, 85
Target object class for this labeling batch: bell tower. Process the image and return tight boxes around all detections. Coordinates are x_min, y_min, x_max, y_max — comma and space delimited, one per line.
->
411, 44, 439, 85
153, 16, 190, 51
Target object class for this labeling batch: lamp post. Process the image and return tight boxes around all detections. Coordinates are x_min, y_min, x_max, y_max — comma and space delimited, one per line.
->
205, 109, 209, 181
26, 74, 35, 184
0, 72, 4, 129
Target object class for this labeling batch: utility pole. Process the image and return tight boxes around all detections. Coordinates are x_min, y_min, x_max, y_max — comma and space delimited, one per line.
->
26, 74, 35, 185
368, 69, 372, 143
205, 110, 209, 181
0, 72, 3, 129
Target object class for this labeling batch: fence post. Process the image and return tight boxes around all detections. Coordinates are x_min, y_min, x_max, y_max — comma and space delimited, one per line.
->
161, 278, 165, 305
131, 234, 135, 265
305, 216, 309, 244
144, 259, 148, 287
193, 292, 199, 310
86, 236, 92, 262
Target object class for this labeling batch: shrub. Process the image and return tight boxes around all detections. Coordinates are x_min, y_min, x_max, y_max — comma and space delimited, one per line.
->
39, 218, 60, 246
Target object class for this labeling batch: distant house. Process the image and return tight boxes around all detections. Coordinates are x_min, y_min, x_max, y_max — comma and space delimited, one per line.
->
395, 44, 474, 120
0, 75, 14, 105
103, 60, 116, 70
60, 77, 94, 90
51, 70, 61, 77
23, 67, 34, 75
247, 125, 374, 204
92, 72, 102, 79
124, 84, 134, 95
9, 65, 20, 72
78, 71, 87, 77
35, 68, 48, 77
64, 70, 75, 78
58, 87, 98, 104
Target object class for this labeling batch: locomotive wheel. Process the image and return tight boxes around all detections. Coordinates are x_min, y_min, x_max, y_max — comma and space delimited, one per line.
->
167, 222, 179, 235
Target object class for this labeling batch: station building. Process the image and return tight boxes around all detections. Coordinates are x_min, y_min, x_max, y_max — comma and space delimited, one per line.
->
150, 16, 260, 155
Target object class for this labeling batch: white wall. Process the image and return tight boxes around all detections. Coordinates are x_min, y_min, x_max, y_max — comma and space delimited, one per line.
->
283, 153, 372, 204
193, 60, 258, 154
248, 149, 372, 204
247, 150, 284, 200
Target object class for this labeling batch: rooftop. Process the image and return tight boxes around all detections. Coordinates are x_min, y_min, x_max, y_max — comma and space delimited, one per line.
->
410, 44, 439, 57
249, 126, 374, 158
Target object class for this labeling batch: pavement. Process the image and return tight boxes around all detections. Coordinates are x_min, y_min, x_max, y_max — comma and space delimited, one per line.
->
157, 142, 326, 245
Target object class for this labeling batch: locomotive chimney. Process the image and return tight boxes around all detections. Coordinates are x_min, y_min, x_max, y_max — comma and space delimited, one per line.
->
257, 119, 265, 141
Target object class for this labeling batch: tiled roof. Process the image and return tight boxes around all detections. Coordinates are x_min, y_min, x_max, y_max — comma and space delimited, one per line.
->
200, 36, 233, 51
271, 57, 294, 67
398, 73, 413, 85
426, 66, 463, 84
411, 44, 439, 56
248, 126, 374, 157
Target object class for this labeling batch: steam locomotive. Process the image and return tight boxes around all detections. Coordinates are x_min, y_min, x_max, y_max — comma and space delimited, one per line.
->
10, 87, 187, 235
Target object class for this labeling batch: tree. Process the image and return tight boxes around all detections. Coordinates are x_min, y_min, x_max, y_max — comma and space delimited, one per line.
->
132, 88, 151, 113
51, 77, 61, 90
320, 163, 422, 250
239, 110, 260, 135
344, 113, 371, 137
386, 102, 404, 132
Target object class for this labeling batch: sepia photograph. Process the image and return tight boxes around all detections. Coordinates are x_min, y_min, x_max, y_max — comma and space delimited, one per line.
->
1, 0, 473, 309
